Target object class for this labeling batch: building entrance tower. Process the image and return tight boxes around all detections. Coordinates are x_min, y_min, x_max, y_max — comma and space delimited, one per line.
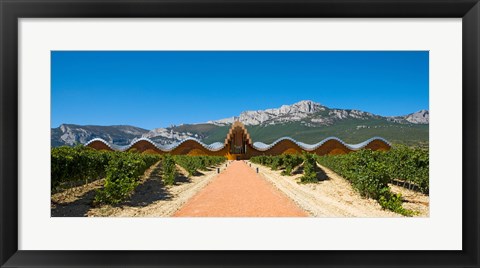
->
224, 121, 253, 160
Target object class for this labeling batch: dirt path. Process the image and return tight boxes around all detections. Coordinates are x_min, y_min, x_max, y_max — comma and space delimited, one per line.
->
174, 161, 307, 217
250, 162, 403, 217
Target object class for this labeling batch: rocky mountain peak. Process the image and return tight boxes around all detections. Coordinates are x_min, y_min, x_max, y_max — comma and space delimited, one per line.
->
51, 124, 149, 147
386, 109, 429, 124
265, 100, 324, 115
290, 100, 324, 113
405, 110, 429, 124
210, 100, 325, 126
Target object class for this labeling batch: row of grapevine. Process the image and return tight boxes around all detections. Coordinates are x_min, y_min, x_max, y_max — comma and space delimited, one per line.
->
94, 152, 160, 205
317, 145, 429, 194
51, 146, 161, 204
251, 152, 321, 183
317, 150, 392, 199
52, 147, 228, 204
250, 154, 303, 176
161, 154, 177, 185
299, 153, 318, 183
174, 155, 227, 177
383, 145, 429, 193
51, 145, 112, 189
316, 148, 426, 216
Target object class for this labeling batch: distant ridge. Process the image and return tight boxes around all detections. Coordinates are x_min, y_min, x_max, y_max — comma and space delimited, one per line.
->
207, 100, 428, 126
52, 100, 429, 147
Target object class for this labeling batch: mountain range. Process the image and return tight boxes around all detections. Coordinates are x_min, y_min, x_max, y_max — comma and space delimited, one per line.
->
51, 100, 429, 147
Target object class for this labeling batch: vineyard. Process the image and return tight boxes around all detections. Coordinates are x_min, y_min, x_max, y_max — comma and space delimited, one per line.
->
317, 146, 428, 216
51, 144, 427, 216
317, 145, 428, 193
174, 155, 226, 177
250, 154, 303, 175
51, 146, 226, 205
94, 152, 160, 204
51, 145, 118, 189
251, 145, 428, 216
250, 152, 320, 183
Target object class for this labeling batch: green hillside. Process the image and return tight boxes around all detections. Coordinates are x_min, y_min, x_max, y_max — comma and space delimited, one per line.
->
198, 119, 428, 146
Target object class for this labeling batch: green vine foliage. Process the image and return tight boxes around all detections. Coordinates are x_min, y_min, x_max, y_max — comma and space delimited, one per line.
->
251, 153, 317, 183
162, 154, 177, 185
383, 145, 429, 193
250, 154, 303, 175
51, 145, 112, 190
51, 145, 161, 204
282, 154, 303, 175
299, 152, 318, 183
94, 152, 160, 205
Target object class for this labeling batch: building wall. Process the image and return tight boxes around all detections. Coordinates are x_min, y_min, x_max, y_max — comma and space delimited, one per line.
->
169, 140, 228, 156
363, 139, 391, 151
86, 140, 114, 151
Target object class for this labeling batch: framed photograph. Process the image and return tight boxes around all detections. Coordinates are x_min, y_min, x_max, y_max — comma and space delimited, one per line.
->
1, 0, 479, 267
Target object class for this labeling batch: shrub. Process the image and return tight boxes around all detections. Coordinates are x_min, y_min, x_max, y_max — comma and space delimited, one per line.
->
94, 152, 160, 205
162, 154, 177, 185
51, 145, 112, 190
384, 145, 429, 193
378, 189, 416, 216
299, 152, 318, 183
252, 153, 318, 182
281, 154, 303, 176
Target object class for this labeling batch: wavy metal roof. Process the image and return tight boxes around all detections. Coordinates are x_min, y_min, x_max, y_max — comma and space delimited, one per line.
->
85, 136, 390, 153
85, 137, 226, 152
253, 136, 390, 151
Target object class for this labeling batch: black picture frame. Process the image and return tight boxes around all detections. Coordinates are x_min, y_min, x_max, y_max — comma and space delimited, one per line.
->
1, 0, 479, 267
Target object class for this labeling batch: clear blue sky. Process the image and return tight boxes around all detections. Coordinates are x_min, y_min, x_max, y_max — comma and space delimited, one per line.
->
51, 51, 428, 130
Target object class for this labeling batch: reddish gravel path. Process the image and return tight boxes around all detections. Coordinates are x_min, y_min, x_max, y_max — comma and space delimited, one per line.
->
174, 161, 307, 217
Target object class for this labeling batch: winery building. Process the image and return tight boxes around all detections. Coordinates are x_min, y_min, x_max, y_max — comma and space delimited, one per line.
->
85, 121, 391, 160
